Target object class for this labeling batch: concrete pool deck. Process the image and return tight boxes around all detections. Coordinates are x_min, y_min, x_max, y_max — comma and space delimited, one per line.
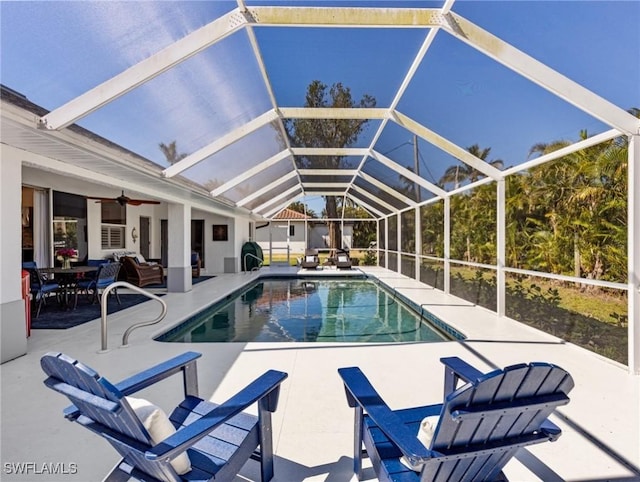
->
1, 266, 639, 481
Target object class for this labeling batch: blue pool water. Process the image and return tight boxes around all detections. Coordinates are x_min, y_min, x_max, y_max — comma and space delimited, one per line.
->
156, 277, 459, 343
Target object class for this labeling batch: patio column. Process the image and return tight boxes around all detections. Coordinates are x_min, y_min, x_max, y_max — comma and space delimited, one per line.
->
496, 179, 506, 317
629, 135, 640, 375
444, 196, 451, 294
166, 203, 191, 293
0, 154, 28, 362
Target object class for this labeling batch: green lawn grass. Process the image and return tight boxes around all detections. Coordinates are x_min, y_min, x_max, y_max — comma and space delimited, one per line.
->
448, 265, 627, 325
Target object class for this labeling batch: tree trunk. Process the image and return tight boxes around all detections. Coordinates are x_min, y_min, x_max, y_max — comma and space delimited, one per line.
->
325, 196, 342, 255
573, 231, 581, 278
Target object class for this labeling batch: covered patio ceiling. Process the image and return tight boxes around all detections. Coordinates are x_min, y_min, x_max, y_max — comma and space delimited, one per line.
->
2, 1, 639, 219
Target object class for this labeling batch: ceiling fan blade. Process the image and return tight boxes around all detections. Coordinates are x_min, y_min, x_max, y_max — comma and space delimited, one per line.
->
86, 196, 114, 200
87, 197, 118, 203
128, 199, 161, 205
85, 194, 160, 205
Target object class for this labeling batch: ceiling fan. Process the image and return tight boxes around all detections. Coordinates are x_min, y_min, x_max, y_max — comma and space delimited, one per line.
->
86, 190, 161, 206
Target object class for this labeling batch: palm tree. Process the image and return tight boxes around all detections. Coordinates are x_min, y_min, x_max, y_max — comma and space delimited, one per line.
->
159, 141, 188, 165
439, 144, 504, 189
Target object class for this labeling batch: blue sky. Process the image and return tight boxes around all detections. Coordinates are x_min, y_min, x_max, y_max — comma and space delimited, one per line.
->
1, 1, 638, 213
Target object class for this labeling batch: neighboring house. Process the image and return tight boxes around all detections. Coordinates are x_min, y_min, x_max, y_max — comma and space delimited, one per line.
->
255, 208, 354, 259
255, 209, 312, 257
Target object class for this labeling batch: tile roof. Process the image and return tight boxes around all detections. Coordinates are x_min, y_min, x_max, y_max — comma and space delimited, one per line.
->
273, 208, 313, 220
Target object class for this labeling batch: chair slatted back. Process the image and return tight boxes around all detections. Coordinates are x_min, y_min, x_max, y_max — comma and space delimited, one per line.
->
423, 362, 574, 482
41, 353, 181, 482
95, 262, 121, 288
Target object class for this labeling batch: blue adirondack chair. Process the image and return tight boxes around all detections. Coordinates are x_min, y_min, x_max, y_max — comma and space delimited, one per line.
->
41, 351, 288, 482
338, 356, 574, 482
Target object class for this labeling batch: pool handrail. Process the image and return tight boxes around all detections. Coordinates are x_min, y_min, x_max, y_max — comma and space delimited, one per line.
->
98, 281, 167, 352
243, 252, 263, 272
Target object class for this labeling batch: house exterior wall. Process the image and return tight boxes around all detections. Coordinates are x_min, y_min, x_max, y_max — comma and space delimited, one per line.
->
19, 166, 253, 276
254, 221, 355, 261
308, 224, 353, 250
194, 209, 249, 274
23, 167, 160, 261
1, 152, 28, 362
255, 221, 308, 257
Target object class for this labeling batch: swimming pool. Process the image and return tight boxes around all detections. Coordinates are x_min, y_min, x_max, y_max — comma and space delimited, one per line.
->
156, 277, 460, 343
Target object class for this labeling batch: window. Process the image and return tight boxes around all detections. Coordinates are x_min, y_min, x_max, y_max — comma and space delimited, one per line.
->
52, 191, 87, 261
101, 203, 126, 249
212, 224, 228, 241
289, 224, 295, 237
53, 218, 79, 259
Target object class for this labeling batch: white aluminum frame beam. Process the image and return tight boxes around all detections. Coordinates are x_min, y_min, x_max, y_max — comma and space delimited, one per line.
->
40, 9, 246, 130
443, 12, 640, 135
254, 185, 302, 215
392, 111, 502, 180
446, 176, 495, 198
346, 193, 385, 218
163, 109, 280, 178
262, 190, 307, 218
629, 135, 640, 375
298, 169, 359, 176
264, 199, 301, 219
246, 6, 446, 28
300, 191, 346, 196
279, 107, 387, 119
291, 147, 370, 157
501, 128, 623, 177
302, 182, 350, 189
371, 150, 447, 197
210, 150, 291, 196
350, 184, 399, 212
236, 170, 298, 207
358, 172, 417, 207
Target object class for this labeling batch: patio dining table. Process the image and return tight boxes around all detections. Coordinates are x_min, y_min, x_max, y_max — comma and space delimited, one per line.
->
40, 266, 98, 309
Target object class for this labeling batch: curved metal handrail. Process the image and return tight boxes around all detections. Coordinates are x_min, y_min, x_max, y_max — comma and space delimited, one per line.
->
98, 281, 167, 352
243, 252, 263, 273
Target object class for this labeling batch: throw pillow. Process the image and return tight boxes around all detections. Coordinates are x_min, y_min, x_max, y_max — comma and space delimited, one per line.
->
125, 396, 192, 474
400, 415, 439, 472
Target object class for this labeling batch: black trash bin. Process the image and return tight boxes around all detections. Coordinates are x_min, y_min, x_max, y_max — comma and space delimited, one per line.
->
241, 242, 264, 271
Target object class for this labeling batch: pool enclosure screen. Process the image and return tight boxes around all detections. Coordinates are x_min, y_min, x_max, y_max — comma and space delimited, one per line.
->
1, 1, 638, 372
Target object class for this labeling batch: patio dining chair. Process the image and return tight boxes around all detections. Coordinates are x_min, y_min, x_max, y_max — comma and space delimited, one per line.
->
338, 356, 574, 482
191, 251, 201, 278
41, 351, 288, 482
22, 261, 60, 317
73, 261, 121, 309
